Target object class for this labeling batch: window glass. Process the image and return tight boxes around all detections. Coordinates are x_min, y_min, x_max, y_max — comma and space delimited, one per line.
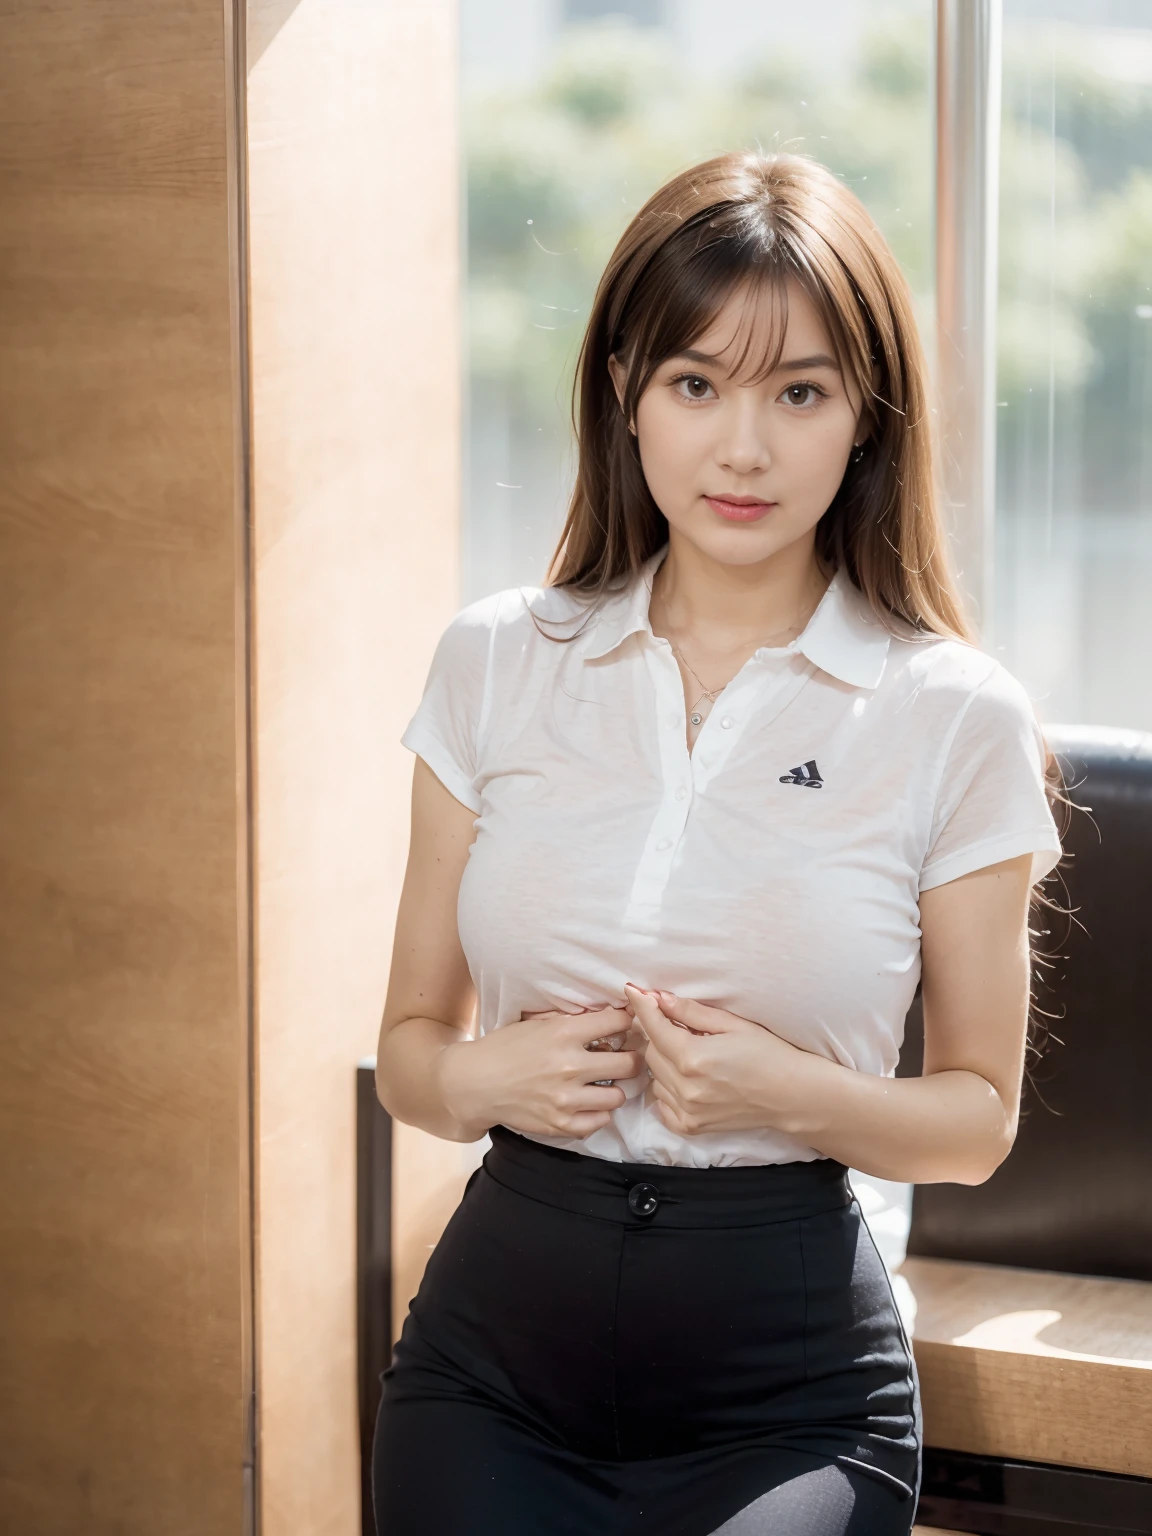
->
461, 0, 934, 601
996, 1, 1152, 728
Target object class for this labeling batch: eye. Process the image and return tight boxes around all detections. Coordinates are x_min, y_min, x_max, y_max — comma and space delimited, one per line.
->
780, 381, 827, 409
670, 373, 716, 402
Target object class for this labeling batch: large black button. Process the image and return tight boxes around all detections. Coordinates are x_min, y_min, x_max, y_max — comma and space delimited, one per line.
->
627, 1182, 660, 1218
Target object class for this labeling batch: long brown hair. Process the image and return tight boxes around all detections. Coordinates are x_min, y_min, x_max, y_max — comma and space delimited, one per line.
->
545, 149, 972, 644
541, 149, 1071, 1051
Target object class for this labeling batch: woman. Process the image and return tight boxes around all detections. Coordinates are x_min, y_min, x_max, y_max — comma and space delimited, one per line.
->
371, 152, 1063, 1535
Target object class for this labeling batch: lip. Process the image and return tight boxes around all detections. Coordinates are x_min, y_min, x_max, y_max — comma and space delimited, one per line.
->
704, 494, 777, 522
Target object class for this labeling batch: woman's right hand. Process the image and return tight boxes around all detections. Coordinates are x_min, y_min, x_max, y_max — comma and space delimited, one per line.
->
436, 1006, 644, 1141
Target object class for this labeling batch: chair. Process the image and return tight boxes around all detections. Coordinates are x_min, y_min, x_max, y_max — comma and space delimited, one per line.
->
897, 725, 1152, 1534
357, 1060, 393, 1536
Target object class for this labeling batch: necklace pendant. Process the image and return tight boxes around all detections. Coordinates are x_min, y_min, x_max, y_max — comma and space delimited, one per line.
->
690, 712, 702, 726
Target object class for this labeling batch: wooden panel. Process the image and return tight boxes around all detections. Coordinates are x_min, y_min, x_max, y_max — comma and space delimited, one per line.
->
903, 1256, 1152, 1477
0, 3, 249, 1534
245, 2, 461, 1531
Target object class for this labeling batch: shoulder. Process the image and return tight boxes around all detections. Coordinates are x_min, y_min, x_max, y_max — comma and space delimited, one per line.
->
890, 632, 1035, 716
435, 588, 511, 646
884, 633, 1044, 762
420, 584, 595, 710
431, 581, 594, 664
442, 581, 589, 639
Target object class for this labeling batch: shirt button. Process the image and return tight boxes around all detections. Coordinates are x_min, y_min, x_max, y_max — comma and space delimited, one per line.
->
675, 785, 688, 801
656, 837, 672, 851
720, 716, 734, 729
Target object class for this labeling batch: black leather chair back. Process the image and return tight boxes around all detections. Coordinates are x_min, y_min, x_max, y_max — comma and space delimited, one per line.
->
902, 725, 1152, 1282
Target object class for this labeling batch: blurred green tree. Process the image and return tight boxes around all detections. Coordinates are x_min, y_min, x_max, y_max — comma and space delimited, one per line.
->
464, 10, 1152, 577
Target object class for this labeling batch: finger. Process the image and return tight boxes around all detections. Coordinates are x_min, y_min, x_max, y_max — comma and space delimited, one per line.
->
579, 1049, 645, 1082
641, 1051, 693, 1117
561, 1007, 636, 1045
622, 985, 701, 1036
622, 983, 661, 1027
648, 1079, 684, 1116
566, 1084, 627, 1113
639, 1037, 686, 1094
623, 983, 676, 1042
652, 1095, 693, 1137
654, 992, 739, 1035
517, 1008, 600, 1026
520, 1004, 630, 1024
565, 1110, 615, 1139
624, 986, 695, 1067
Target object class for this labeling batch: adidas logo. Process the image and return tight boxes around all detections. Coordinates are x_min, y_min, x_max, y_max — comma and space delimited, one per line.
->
779, 759, 824, 788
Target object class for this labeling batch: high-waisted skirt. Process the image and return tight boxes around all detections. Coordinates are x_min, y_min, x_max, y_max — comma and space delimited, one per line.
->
373, 1125, 922, 1536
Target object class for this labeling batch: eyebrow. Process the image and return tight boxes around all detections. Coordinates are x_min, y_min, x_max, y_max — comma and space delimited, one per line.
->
675, 348, 841, 373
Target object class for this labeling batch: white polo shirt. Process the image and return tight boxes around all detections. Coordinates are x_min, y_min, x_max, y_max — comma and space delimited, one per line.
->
401, 544, 1062, 1168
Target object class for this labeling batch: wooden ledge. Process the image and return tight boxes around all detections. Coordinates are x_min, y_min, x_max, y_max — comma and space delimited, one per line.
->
901, 1255, 1152, 1478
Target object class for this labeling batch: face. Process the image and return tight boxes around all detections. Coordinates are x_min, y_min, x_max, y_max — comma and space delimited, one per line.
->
609, 277, 866, 571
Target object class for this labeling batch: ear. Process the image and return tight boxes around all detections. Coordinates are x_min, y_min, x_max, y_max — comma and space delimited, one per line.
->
606, 351, 625, 407
607, 353, 637, 436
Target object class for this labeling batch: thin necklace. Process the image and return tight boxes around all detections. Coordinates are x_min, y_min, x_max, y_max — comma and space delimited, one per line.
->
661, 593, 822, 727
669, 645, 726, 727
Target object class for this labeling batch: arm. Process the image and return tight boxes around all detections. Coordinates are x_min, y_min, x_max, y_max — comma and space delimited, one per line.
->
781, 849, 1033, 1183
377, 756, 644, 1143
626, 850, 1035, 1185
374, 755, 483, 1141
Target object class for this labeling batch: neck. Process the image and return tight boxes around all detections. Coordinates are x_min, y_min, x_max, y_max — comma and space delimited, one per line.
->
649, 530, 830, 653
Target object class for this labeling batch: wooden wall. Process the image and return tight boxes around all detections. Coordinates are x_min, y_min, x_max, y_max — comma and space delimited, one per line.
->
0, 2, 464, 1528
0, 3, 251, 1533
245, 2, 463, 1531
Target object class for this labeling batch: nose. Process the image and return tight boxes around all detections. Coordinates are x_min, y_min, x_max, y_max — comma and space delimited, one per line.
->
715, 390, 772, 476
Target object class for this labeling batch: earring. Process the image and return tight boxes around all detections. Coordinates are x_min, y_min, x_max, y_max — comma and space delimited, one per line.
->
850, 441, 866, 464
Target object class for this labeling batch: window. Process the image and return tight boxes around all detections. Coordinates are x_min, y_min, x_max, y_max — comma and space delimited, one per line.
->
995, 0, 1152, 729
461, 0, 933, 599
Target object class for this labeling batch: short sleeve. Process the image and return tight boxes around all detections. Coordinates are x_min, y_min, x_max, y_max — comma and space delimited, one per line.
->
400, 598, 496, 814
919, 664, 1063, 893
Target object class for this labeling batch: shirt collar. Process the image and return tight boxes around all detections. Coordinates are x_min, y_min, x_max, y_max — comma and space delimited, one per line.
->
580, 546, 671, 661
581, 544, 891, 690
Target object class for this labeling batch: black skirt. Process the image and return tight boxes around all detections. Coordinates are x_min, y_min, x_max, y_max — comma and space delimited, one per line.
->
373, 1126, 922, 1536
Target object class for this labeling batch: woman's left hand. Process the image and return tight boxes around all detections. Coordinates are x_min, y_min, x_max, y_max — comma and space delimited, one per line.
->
623, 984, 818, 1137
